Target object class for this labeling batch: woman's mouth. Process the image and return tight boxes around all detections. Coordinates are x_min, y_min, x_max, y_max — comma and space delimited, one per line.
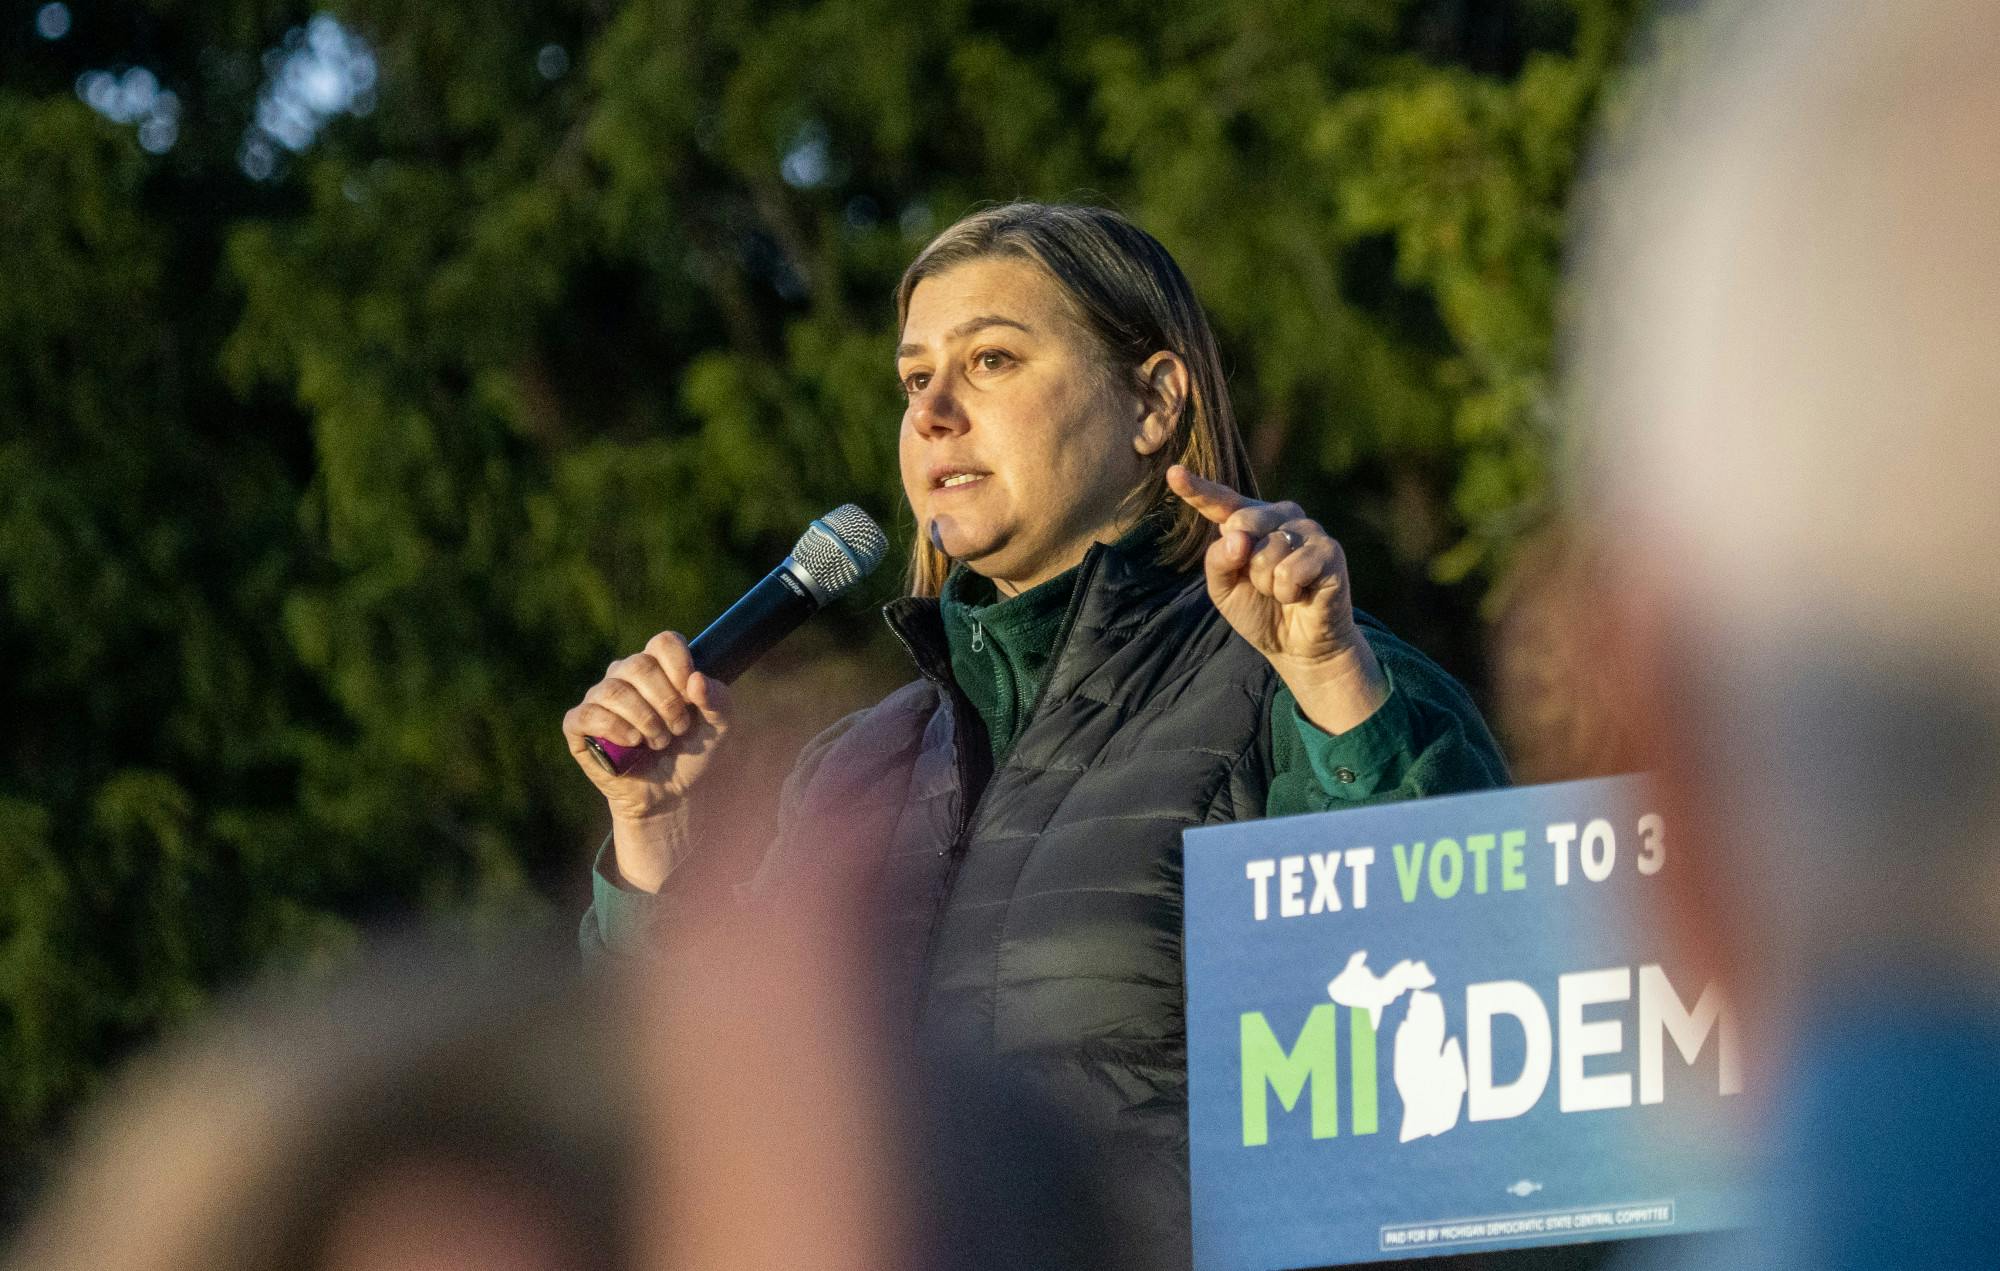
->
932, 469, 989, 491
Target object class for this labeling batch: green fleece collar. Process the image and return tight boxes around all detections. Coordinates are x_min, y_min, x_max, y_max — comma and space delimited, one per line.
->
938, 512, 1171, 765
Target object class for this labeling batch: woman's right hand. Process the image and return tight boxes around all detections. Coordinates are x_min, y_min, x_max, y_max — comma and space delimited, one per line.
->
563, 630, 736, 824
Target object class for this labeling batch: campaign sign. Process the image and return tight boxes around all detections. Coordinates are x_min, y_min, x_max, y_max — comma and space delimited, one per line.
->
1185, 775, 1748, 1269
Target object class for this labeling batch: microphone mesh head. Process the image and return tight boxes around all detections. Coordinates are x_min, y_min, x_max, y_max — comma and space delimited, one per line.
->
790, 504, 888, 597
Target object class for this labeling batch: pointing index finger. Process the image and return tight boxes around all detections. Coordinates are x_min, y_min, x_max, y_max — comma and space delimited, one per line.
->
1167, 463, 1252, 525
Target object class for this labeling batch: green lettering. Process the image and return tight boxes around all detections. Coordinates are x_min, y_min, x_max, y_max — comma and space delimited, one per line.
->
1241, 1006, 1339, 1146
1349, 1006, 1378, 1135
1429, 837, 1464, 899
1501, 829, 1528, 891
1467, 833, 1496, 894
1393, 842, 1426, 902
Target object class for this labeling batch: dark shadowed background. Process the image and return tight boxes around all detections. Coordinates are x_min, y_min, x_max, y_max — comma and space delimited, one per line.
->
0, 0, 1682, 1220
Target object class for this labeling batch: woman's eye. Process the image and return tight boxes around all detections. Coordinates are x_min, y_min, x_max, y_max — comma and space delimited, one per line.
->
974, 349, 1013, 372
901, 371, 930, 396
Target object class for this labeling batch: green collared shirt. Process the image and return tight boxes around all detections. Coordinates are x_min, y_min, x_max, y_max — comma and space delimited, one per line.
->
584, 531, 1507, 955
935, 545, 1418, 815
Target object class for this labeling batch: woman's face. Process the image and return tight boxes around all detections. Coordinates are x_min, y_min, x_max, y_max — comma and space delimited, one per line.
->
897, 256, 1166, 594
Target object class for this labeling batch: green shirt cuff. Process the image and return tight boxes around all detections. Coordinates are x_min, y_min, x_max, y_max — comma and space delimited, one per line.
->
1288, 667, 1417, 800
586, 834, 659, 952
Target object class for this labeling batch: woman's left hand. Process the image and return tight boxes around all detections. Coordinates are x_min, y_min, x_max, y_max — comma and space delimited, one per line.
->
1167, 464, 1390, 734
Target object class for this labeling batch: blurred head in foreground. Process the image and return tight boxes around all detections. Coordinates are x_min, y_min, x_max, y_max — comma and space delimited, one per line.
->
2, 937, 635, 1271
5, 910, 1132, 1271
1566, 0, 2000, 1262
634, 886, 1140, 1271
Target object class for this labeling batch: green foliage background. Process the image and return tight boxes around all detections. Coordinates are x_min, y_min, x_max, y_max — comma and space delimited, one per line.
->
1, 0, 1651, 1210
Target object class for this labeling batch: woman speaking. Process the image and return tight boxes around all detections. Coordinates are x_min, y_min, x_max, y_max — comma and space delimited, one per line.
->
564, 202, 1507, 1264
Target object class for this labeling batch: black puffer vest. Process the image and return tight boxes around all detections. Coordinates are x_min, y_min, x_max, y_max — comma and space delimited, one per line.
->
751, 537, 1281, 1266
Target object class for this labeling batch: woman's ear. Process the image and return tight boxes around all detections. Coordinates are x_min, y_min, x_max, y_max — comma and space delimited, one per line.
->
1132, 351, 1188, 457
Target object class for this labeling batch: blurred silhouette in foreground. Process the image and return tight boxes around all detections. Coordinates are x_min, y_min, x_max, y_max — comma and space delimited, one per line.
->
1543, 0, 2000, 1265
631, 863, 1145, 1271
1, 936, 635, 1271
4, 896, 1137, 1271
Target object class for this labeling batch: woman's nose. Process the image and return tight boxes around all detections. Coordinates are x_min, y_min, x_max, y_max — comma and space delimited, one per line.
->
908, 378, 968, 438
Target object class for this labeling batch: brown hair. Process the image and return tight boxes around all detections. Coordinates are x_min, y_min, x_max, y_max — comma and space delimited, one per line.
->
894, 202, 1257, 597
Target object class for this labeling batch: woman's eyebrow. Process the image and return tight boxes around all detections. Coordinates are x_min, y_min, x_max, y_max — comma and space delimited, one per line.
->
896, 315, 1033, 360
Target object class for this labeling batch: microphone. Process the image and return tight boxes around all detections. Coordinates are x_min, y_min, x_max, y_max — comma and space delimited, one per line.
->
584, 504, 889, 776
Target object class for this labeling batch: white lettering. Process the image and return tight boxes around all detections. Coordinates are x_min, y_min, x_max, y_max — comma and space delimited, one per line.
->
1466, 980, 1552, 1122
1580, 819, 1616, 882
1279, 854, 1306, 918
1637, 813, 1665, 876
1559, 967, 1632, 1111
1345, 847, 1374, 909
1245, 859, 1276, 921
1548, 822, 1578, 886
1638, 964, 1742, 1103
1308, 851, 1343, 914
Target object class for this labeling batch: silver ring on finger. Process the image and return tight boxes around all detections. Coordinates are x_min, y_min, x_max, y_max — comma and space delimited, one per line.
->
1275, 528, 1303, 550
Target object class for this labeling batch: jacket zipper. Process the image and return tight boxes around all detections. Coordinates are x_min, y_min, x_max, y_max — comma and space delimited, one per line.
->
909, 547, 1107, 1018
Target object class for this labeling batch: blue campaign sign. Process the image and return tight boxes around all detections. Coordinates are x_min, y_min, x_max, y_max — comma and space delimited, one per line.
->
1184, 775, 1749, 1269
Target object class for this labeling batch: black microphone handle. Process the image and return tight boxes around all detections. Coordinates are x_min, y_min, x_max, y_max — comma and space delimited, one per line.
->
688, 563, 820, 684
